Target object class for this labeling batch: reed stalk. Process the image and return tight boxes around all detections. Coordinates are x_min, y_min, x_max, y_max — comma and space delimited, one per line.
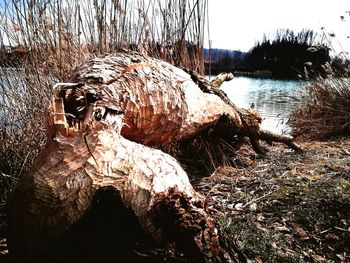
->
0, 0, 208, 203
290, 77, 350, 140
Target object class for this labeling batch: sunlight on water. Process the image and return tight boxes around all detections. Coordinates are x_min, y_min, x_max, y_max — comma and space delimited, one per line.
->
219, 76, 306, 134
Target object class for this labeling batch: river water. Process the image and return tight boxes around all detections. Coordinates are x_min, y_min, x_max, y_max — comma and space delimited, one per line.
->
219, 76, 306, 134
0, 69, 306, 135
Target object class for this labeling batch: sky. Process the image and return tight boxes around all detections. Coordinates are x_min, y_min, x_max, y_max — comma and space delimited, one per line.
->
205, 0, 350, 55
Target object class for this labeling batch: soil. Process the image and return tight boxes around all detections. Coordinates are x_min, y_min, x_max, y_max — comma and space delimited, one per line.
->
195, 137, 350, 263
1, 137, 349, 262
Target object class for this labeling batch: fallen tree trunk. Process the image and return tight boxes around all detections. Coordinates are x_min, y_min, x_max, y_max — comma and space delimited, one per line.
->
7, 50, 301, 262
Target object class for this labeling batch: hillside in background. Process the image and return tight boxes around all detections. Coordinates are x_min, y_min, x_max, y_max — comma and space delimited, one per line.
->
204, 48, 247, 75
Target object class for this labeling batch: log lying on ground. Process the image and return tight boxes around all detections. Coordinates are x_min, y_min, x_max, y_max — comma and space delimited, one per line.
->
7, 50, 301, 262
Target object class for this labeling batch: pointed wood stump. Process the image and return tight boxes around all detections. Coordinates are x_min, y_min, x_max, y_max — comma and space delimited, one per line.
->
7, 51, 301, 262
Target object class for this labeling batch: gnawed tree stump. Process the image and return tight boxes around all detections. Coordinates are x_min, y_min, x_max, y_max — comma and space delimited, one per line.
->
7, 50, 301, 262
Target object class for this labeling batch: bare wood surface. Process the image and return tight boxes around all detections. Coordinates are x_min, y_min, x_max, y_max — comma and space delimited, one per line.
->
9, 127, 238, 261
8, 50, 301, 262
211, 72, 234, 89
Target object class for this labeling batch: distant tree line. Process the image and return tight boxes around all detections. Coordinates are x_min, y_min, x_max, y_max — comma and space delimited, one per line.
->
242, 29, 331, 78
204, 48, 245, 75
205, 29, 349, 79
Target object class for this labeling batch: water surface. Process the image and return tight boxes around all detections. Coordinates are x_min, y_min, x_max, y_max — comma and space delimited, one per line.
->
219, 76, 306, 134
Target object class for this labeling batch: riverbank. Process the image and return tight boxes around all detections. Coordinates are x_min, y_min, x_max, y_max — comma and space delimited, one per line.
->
1, 137, 349, 262
233, 70, 273, 78
195, 137, 350, 262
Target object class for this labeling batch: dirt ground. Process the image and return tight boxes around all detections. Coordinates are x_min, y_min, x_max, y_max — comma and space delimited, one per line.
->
194, 137, 350, 263
1, 137, 349, 262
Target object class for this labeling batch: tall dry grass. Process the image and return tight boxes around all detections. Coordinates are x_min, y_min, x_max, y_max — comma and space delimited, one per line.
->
0, 0, 207, 77
0, 68, 54, 203
290, 77, 350, 140
0, 0, 208, 205
290, 11, 350, 140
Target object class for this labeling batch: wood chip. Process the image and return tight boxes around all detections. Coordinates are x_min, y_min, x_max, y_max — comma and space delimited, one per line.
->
276, 226, 290, 232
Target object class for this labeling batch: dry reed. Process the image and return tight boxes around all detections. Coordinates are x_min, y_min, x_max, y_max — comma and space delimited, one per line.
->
0, 0, 208, 205
290, 77, 350, 140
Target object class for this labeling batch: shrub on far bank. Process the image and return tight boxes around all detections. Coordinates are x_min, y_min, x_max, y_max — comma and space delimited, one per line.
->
290, 77, 350, 140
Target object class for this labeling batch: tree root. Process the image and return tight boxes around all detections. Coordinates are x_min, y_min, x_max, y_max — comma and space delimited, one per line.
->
7, 51, 302, 262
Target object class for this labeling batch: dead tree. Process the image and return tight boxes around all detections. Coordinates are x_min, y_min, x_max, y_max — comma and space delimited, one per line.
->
7, 50, 301, 262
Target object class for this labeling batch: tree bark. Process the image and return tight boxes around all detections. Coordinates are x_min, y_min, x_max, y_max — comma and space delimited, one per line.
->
8, 50, 300, 262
